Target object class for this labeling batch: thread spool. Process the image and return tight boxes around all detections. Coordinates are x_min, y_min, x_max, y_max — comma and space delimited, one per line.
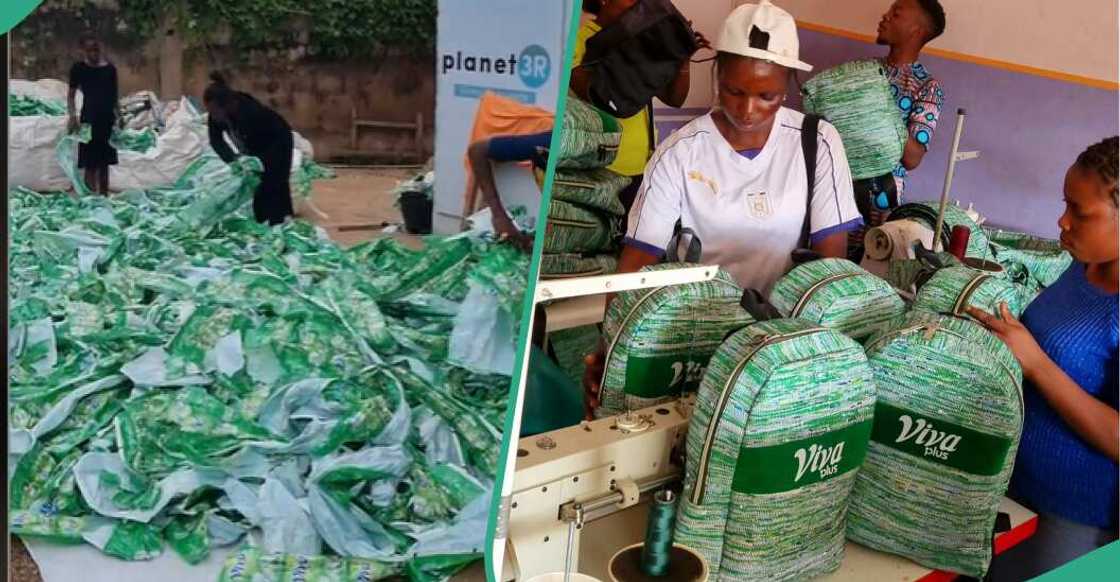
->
948, 225, 971, 260
640, 490, 677, 576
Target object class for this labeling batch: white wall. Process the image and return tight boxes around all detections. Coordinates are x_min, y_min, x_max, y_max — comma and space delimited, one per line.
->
776, 0, 1119, 83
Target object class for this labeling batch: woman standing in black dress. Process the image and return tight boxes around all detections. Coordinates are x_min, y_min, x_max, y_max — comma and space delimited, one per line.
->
203, 73, 295, 225
68, 34, 119, 195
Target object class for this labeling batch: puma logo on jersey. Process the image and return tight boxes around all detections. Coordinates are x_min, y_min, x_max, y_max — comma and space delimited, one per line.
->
687, 170, 719, 196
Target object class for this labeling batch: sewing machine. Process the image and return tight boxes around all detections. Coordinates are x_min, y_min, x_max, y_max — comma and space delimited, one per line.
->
492, 264, 1036, 582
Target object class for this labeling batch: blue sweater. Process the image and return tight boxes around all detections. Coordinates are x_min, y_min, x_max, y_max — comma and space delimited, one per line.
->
1009, 263, 1119, 528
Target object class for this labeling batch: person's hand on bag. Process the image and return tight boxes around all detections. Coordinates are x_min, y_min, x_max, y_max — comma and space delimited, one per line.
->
582, 340, 607, 420
966, 302, 1048, 379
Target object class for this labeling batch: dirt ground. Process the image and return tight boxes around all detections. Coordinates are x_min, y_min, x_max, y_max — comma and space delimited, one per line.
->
9, 166, 487, 582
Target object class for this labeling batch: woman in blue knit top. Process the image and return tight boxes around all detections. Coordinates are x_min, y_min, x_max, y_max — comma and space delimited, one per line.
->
969, 136, 1118, 579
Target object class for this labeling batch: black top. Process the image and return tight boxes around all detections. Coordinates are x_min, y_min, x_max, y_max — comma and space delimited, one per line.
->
208, 91, 292, 163
69, 61, 119, 120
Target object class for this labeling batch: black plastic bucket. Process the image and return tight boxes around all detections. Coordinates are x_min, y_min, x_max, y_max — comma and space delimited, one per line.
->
399, 191, 433, 234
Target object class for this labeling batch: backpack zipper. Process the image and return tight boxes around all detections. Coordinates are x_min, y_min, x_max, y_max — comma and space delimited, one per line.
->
690, 327, 825, 505
790, 272, 860, 318
951, 273, 992, 315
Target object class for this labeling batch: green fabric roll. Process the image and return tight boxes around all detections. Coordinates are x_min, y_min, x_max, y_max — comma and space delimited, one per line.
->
551, 167, 630, 216
542, 200, 619, 254
556, 95, 621, 169
802, 60, 908, 180
912, 266, 1025, 319
676, 319, 877, 580
770, 258, 906, 343
847, 311, 1023, 578
540, 253, 618, 279
598, 264, 753, 417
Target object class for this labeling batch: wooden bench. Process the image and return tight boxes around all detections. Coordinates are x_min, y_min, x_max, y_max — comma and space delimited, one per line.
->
350, 108, 425, 163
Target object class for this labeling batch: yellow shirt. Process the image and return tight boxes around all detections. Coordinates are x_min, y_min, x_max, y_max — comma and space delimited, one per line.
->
572, 19, 654, 177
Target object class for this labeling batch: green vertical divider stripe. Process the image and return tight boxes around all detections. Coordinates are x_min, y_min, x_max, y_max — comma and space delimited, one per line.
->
484, 2, 585, 579
1, 1, 41, 34
1034, 541, 1120, 581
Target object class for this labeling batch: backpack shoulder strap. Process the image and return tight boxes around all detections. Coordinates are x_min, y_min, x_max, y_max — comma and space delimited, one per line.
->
800, 114, 821, 249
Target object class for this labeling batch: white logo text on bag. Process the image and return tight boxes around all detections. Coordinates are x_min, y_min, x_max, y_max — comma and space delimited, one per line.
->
896, 414, 961, 460
794, 441, 845, 482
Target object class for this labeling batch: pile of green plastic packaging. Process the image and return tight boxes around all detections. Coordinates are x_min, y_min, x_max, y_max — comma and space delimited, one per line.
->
9, 137, 527, 580
10, 93, 68, 117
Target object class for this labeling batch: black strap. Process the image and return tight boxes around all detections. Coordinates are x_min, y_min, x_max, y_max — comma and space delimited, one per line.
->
665, 218, 702, 263
646, 101, 656, 153
739, 289, 782, 321
799, 114, 821, 250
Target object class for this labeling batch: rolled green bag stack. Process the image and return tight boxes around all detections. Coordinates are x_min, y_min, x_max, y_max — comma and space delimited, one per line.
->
675, 318, 877, 580
555, 93, 621, 169
802, 59, 907, 180
770, 258, 906, 343
888, 202, 997, 262
542, 96, 627, 277
847, 311, 1023, 578
540, 253, 618, 279
597, 264, 752, 417
912, 265, 1025, 319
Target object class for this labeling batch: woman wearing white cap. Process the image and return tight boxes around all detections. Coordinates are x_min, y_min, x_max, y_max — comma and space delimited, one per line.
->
584, 0, 863, 415
618, 0, 862, 293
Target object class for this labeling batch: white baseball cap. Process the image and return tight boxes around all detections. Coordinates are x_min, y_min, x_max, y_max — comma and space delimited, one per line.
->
716, 0, 812, 72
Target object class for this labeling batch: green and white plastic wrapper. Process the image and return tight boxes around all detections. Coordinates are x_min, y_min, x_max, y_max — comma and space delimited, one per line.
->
985, 228, 1072, 305
802, 59, 907, 180
912, 265, 1026, 319
675, 319, 877, 581
556, 94, 621, 169
598, 265, 753, 417
770, 258, 906, 343
847, 312, 1023, 577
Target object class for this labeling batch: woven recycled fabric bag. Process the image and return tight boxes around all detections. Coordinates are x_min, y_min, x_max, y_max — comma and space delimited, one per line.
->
847, 311, 1023, 577
540, 253, 618, 279
912, 265, 1026, 319
556, 94, 621, 169
675, 306, 877, 581
985, 228, 1073, 300
551, 167, 630, 216
770, 258, 906, 343
543, 199, 620, 254
888, 202, 996, 262
596, 264, 752, 417
801, 60, 907, 180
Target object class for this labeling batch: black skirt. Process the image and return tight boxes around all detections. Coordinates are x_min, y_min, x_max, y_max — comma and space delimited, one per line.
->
78, 114, 119, 168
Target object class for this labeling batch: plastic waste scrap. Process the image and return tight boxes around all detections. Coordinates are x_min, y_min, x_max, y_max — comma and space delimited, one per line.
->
10, 93, 68, 117
8, 155, 529, 580
393, 171, 435, 203
110, 127, 159, 154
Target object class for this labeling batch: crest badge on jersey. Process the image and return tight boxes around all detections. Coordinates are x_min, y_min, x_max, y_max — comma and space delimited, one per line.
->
746, 191, 773, 218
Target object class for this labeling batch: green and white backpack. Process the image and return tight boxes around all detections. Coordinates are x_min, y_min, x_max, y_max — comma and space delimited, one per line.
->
912, 265, 1026, 319
770, 258, 906, 343
847, 311, 1023, 577
675, 297, 877, 581
550, 167, 630, 216
556, 94, 621, 169
539, 253, 618, 279
597, 264, 752, 417
801, 60, 907, 180
542, 199, 620, 254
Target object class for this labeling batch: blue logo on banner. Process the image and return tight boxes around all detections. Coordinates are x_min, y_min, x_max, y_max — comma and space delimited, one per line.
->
518, 44, 550, 88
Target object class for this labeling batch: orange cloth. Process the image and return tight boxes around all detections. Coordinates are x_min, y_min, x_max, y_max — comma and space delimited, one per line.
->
461, 91, 555, 221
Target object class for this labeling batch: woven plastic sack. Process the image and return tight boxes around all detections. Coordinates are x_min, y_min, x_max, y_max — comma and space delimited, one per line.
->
551, 167, 629, 216
542, 199, 619, 254
556, 95, 621, 169
848, 311, 1023, 577
802, 60, 907, 180
912, 266, 1026, 319
888, 202, 996, 262
540, 253, 618, 279
985, 228, 1072, 298
597, 265, 752, 417
676, 319, 877, 580
770, 258, 905, 343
